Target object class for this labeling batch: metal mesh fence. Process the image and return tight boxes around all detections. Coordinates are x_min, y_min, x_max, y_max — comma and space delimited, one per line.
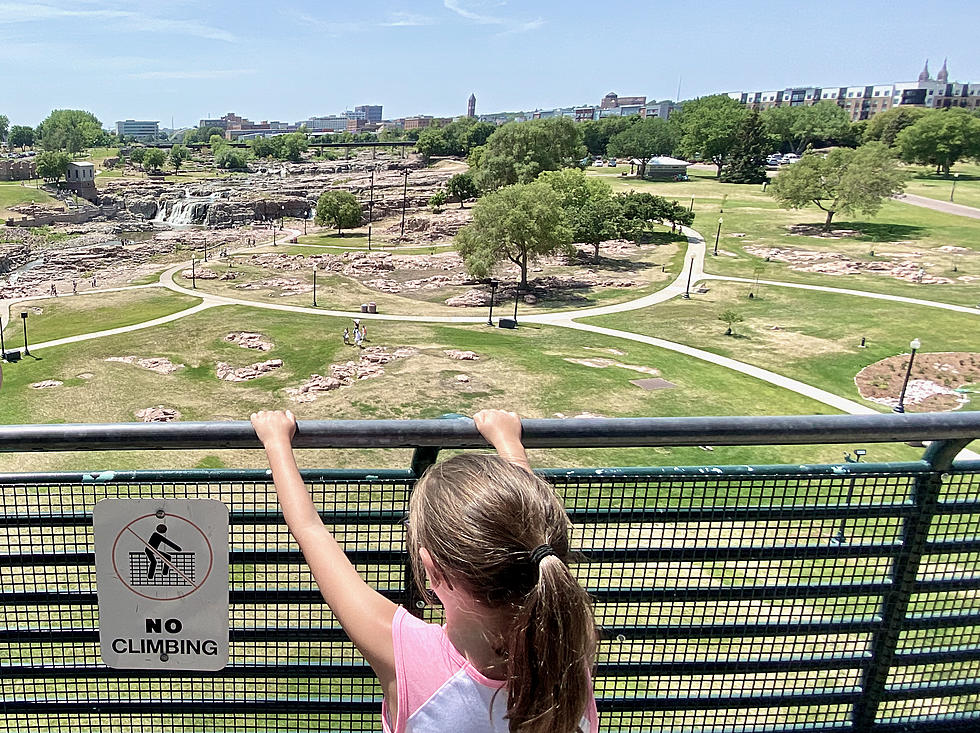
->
1, 460, 979, 732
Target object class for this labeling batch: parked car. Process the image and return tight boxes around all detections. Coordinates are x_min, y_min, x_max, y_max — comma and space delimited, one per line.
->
607, 158, 617, 167
780, 153, 801, 165
592, 159, 605, 167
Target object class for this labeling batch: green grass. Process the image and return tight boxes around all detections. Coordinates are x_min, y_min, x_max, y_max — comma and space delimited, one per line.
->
585, 281, 980, 412
904, 161, 980, 210
0, 303, 927, 472
0, 181, 60, 218
2, 289, 201, 344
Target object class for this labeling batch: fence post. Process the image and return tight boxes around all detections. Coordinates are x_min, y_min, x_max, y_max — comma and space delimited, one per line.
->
852, 438, 971, 732
403, 447, 440, 617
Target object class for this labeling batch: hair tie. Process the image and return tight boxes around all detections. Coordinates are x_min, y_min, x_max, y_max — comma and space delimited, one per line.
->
529, 544, 556, 565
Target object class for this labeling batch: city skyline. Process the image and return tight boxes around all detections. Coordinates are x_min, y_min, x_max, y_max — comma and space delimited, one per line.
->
1, 0, 977, 128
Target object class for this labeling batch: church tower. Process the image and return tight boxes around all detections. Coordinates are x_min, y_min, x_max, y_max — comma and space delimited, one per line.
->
467, 93, 476, 118
918, 60, 931, 83
937, 58, 949, 84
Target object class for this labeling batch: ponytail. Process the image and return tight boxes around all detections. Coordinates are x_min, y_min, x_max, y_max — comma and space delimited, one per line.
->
504, 554, 596, 733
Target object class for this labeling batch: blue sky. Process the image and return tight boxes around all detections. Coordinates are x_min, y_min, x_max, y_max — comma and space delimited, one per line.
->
1, 0, 976, 129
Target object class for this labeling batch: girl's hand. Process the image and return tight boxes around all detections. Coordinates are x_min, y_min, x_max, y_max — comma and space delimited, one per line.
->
250, 410, 296, 446
473, 409, 523, 448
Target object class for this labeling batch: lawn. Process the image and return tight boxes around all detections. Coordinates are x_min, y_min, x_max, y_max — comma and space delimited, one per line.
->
904, 161, 980, 210
0, 181, 60, 218
585, 281, 980, 413
0, 303, 927, 472
2, 289, 201, 344
588, 168, 980, 306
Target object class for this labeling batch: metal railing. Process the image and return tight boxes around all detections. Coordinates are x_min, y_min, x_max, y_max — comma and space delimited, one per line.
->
1, 412, 979, 732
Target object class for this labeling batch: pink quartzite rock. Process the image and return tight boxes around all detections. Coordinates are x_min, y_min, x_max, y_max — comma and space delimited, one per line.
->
105, 356, 184, 374
224, 332, 274, 351
135, 406, 181, 422
445, 349, 479, 361
215, 359, 283, 381
30, 380, 63, 389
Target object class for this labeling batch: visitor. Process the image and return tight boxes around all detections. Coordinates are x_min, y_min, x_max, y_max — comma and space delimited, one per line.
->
72, 280, 77, 295
360, 323, 367, 341
343, 328, 350, 346
49, 283, 56, 296
250, 409, 598, 733
354, 328, 363, 349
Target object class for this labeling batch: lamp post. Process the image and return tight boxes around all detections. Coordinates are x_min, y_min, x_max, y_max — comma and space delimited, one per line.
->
513, 284, 522, 325
893, 338, 921, 413
713, 217, 723, 256
950, 172, 960, 203
833, 449, 866, 544
203, 238, 208, 262
486, 280, 498, 326
400, 170, 408, 238
0, 315, 6, 360
683, 256, 694, 299
312, 264, 318, 307
191, 255, 197, 289
20, 311, 29, 356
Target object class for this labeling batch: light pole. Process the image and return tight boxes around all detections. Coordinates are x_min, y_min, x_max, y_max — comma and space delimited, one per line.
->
312, 264, 318, 307
0, 315, 6, 360
950, 172, 960, 203
713, 217, 723, 256
486, 280, 498, 326
20, 311, 29, 356
191, 255, 197, 289
368, 170, 375, 251
400, 170, 408, 238
893, 338, 921, 413
833, 449, 866, 544
513, 284, 521, 325
683, 256, 694, 299
203, 238, 208, 262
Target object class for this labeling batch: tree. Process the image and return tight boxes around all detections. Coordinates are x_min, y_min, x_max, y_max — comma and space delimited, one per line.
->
580, 115, 636, 156
315, 190, 362, 234
896, 108, 980, 175
617, 192, 693, 240
214, 147, 248, 170
607, 117, 680, 178
441, 117, 495, 156
280, 132, 308, 162
9, 125, 34, 149
128, 147, 146, 167
719, 310, 744, 336
538, 168, 621, 260
763, 102, 852, 154
36, 109, 103, 153
143, 148, 166, 172
470, 117, 584, 192
455, 181, 573, 288
35, 151, 70, 182
446, 172, 479, 208
768, 143, 907, 230
0, 115, 8, 142
720, 110, 768, 184
169, 145, 190, 174
863, 107, 930, 147
415, 126, 447, 162
676, 95, 748, 177
429, 190, 447, 212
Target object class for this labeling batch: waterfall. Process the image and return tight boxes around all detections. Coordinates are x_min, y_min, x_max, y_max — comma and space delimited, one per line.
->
155, 197, 211, 225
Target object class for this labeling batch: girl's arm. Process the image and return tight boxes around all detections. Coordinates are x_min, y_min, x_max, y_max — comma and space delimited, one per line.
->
473, 409, 531, 471
251, 411, 397, 689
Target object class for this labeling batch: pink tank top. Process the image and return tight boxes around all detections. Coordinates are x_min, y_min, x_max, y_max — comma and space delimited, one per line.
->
382, 606, 598, 733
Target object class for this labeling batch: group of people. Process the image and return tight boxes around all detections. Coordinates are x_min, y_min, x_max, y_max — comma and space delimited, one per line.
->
343, 319, 368, 348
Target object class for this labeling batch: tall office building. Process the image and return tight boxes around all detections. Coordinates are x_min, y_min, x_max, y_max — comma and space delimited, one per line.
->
115, 120, 159, 140
467, 94, 476, 118
355, 105, 383, 124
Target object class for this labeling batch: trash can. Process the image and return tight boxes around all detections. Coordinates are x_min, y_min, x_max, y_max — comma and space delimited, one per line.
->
4, 349, 21, 362
367, 302, 377, 314
360, 303, 368, 313
498, 318, 516, 329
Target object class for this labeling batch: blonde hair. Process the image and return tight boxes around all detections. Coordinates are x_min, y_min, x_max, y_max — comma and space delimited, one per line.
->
408, 453, 596, 733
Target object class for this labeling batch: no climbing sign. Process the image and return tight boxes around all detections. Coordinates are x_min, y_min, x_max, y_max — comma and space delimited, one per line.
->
94, 498, 229, 670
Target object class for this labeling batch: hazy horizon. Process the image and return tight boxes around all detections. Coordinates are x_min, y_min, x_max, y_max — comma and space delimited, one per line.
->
1, 0, 977, 129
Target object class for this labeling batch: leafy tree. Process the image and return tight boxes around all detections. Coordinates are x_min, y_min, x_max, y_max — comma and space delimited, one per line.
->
446, 172, 479, 208
36, 109, 103, 153
607, 117, 680, 178
455, 181, 573, 288
169, 145, 191, 174
896, 108, 980, 175
581, 115, 637, 157
471, 117, 584, 192
415, 126, 446, 162
35, 151, 71, 181
617, 192, 694, 239
768, 143, 907, 230
215, 147, 248, 170
0, 115, 8, 142
378, 127, 405, 143
538, 168, 621, 260
183, 125, 225, 144
128, 147, 146, 166
863, 107, 930, 147
763, 102, 852, 154
9, 125, 35, 148
429, 190, 447, 212
143, 148, 166, 172
440, 117, 495, 156
315, 190, 362, 234
720, 110, 768, 184
719, 310, 744, 336
675, 95, 748, 177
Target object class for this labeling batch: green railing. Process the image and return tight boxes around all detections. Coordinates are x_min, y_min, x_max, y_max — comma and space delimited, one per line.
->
1, 413, 979, 732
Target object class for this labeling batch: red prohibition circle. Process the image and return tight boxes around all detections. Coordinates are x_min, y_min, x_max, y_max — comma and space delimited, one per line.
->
111, 512, 215, 601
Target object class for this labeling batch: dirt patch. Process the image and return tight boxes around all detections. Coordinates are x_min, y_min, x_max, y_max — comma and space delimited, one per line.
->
786, 224, 863, 239
855, 352, 980, 411
564, 357, 659, 376
216, 358, 283, 382
30, 380, 63, 389
135, 405, 181, 422
105, 356, 184, 374
445, 349, 479, 361
225, 332, 274, 351
745, 245, 954, 284
630, 378, 677, 390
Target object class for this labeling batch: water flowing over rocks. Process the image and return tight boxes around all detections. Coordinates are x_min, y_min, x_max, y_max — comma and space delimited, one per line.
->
215, 358, 283, 381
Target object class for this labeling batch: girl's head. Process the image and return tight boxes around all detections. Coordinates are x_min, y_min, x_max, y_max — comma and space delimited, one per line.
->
408, 453, 596, 733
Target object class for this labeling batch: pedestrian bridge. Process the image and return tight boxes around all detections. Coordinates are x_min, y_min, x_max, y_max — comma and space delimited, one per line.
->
2, 413, 979, 733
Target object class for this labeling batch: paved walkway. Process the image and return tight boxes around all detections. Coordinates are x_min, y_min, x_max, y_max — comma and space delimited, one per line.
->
894, 193, 980, 220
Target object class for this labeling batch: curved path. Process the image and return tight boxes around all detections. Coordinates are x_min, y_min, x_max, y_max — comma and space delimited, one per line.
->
894, 192, 980, 220
4, 222, 977, 458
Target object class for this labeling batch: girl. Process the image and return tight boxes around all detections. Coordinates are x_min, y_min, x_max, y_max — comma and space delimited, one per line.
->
251, 409, 598, 733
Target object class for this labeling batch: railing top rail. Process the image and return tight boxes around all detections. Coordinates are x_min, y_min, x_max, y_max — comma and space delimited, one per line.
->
1, 413, 978, 452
